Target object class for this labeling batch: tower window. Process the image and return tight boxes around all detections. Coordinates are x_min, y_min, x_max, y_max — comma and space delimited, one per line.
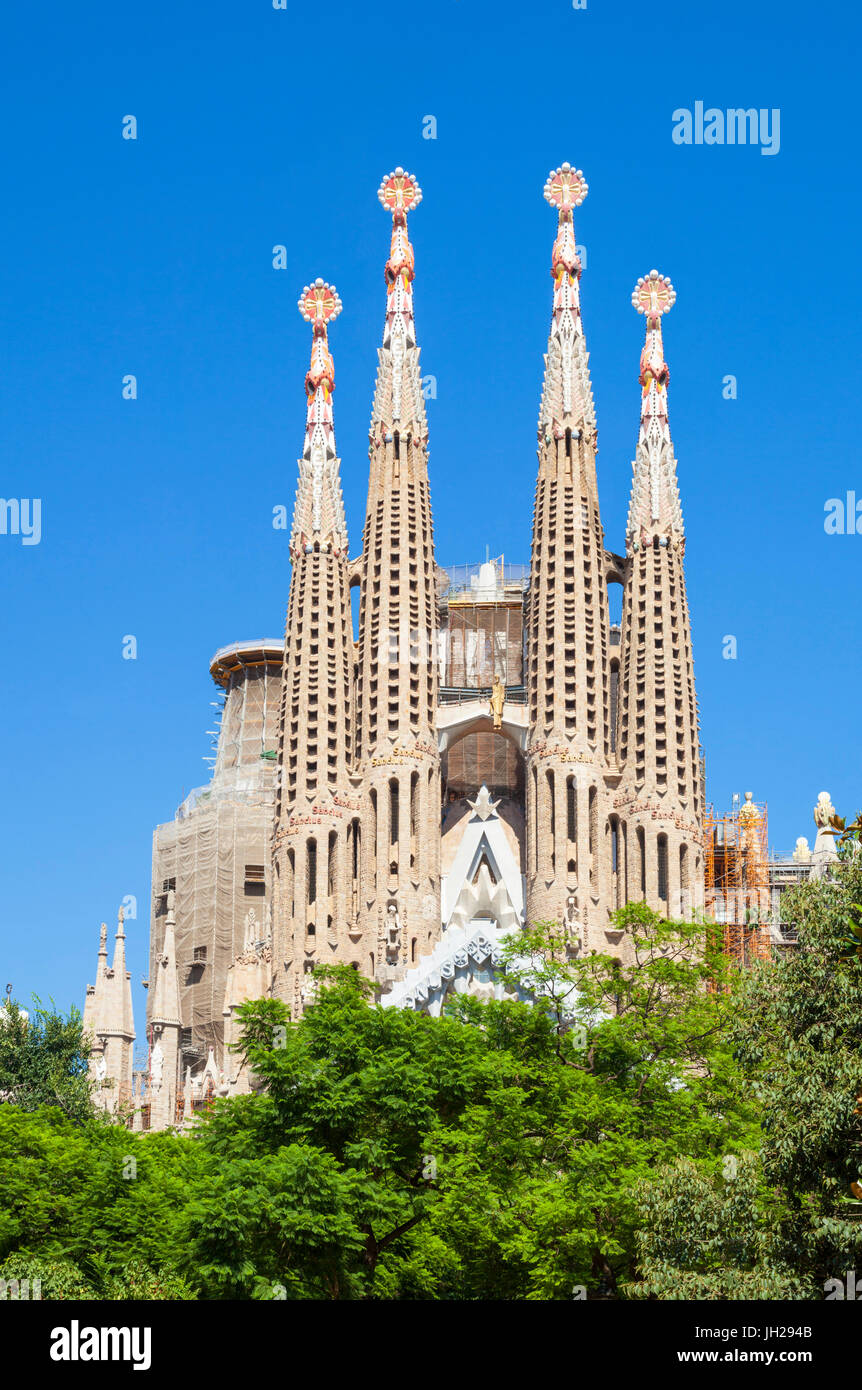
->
244, 863, 266, 896
307, 841, 317, 907
657, 834, 669, 909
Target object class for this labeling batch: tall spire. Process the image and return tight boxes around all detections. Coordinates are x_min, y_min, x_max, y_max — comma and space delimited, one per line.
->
291, 279, 348, 556
538, 163, 595, 442
354, 165, 441, 981
616, 270, 703, 917
626, 271, 684, 548
370, 167, 427, 435
525, 161, 613, 939
272, 278, 357, 1017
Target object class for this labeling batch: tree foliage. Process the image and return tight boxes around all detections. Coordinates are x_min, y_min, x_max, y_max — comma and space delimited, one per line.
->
7, 877, 861, 1301
634, 827, 862, 1298
0, 998, 93, 1122
2, 907, 755, 1299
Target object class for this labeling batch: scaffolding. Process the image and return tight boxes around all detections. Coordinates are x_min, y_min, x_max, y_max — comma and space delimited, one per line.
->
704, 798, 771, 965
150, 642, 283, 1067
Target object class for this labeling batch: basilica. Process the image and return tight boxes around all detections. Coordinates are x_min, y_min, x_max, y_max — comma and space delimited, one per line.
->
83, 163, 707, 1130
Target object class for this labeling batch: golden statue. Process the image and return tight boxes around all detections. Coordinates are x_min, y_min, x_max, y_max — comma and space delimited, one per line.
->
489, 673, 505, 731
738, 791, 764, 859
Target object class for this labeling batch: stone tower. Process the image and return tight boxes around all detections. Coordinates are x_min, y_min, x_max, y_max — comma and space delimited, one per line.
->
149, 638, 283, 1065
615, 271, 704, 918
83, 910, 135, 1115
271, 279, 358, 1016
524, 165, 613, 941
354, 169, 441, 983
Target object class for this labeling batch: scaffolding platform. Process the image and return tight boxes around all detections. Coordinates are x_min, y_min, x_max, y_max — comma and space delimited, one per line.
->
705, 797, 771, 965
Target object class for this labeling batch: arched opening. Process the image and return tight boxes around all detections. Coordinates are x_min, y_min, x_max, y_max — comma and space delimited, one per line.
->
349, 818, 361, 922
327, 830, 336, 903
440, 725, 528, 921
410, 771, 419, 870
286, 848, 295, 922
566, 775, 577, 877
388, 779, 399, 876
607, 577, 623, 756
532, 764, 539, 874
547, 769, 556, 873
609, 816, 621, 911
609, 657, 620, 753
680, 842, 690, 918
657, 833, 669, 913
306, 839, 317, 913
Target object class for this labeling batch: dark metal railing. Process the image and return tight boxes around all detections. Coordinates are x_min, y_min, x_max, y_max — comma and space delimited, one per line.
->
438, 685, 527, 707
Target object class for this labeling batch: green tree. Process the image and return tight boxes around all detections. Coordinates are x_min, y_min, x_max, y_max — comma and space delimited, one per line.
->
0, 906, 758, 1300
0, 1106, 198, 1298
634, 825, 862, 1298
0, 998, 93, 1122
416, 906, 758, 1297
185, 911, 755, 1299
633, 1154, 809, 1299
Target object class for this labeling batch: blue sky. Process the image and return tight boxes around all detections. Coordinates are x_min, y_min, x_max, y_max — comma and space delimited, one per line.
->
1, 0, 859, 1028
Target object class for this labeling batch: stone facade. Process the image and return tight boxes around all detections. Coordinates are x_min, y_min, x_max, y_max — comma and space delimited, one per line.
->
83, 161, 712, 1128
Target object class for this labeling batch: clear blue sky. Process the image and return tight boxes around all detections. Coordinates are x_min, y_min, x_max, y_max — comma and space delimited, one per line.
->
1, 0, 859, 1028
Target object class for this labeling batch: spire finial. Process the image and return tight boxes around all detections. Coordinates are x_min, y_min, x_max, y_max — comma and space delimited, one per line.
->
633, 270, 675, 412
538, 163, 594, 435
378, 167, 422, 219
633, 268, 676, 326
543, 162, 588, 215
116, 904, 125, 937
298, 278, 342, 411
377, 168, 421, 352
626, 270, 683, 546
544, 163, 587, 289
299, 278, 343, 334
292, 279, 348, 555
